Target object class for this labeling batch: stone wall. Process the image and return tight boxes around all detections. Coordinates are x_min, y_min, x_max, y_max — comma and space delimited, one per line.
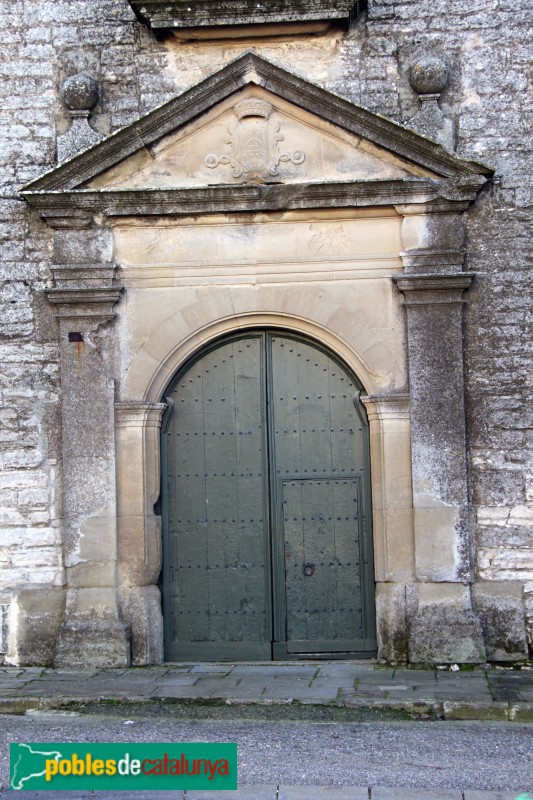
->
0, 0, 531, 662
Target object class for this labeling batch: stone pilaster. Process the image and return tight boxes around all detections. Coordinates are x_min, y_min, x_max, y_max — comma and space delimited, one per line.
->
397, 205, 467, 275
115, 402, 167, 665
45, 218, 129, 667
362, 393, 416, 662
394, 273, 485, 662
394, 208, 485, 663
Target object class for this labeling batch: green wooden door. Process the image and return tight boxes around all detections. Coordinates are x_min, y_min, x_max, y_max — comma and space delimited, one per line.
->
162, 332, 376, 661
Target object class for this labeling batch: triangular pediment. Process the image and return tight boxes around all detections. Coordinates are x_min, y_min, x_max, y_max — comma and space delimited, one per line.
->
85, 87, 435, 191
22, 53, 491, 216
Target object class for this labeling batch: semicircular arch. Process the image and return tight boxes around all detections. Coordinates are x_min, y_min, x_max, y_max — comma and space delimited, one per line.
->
123, 311, 404, 404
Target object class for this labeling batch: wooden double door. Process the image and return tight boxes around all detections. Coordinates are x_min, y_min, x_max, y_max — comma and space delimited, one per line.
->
161, 331, 376, 661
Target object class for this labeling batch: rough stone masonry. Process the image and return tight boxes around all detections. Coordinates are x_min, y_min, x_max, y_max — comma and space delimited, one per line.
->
0, 0, 531, 666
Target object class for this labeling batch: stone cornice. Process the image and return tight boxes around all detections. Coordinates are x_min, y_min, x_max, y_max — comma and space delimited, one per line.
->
21, 53, 492, 197
51, 264, 117, 288
393, 273, 474, 305
128, 0, 365, 30
22, 177, 487, 224
45, 287, 123, 320
399, 249, 466, 271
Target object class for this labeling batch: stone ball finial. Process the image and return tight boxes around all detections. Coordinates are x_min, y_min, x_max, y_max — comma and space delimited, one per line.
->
61, 73, 99, 112
409, 57, 450, 95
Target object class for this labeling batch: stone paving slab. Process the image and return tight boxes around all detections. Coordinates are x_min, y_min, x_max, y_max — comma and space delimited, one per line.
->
93, 794, 185, 799
187, 787, 276, 799
261, 685, 336, 701
154, 675, 199, 685
0, 789, 529, 800
190, 665, 233, 674
372, 788, 464, 798
195, 685, 268, 700
278, 786, 369, 798
0, 664, 532, 723
193, 678, 242, 691
0, 793, 91, 799
231, 666, 317, 678
151, 686, 213, 699
463, 792, 529, 799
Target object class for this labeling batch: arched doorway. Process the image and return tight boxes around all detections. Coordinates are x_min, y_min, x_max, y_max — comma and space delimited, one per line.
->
161, 330, 376, 661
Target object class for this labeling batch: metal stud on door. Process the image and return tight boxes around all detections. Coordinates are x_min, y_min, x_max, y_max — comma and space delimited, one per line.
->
162, 332, 376, 661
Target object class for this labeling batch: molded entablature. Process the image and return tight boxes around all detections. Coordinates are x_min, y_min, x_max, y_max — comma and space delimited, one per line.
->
21, 53, 492, 224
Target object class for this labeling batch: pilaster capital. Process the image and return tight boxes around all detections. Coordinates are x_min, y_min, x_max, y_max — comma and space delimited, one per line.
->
361, 393, 411, 421
42, 212, 93, 229
395, 207, 466, 272
393, 272, 474, 306
399, 248, 466, 272
115, 402, 167, 429
46, 286, 123, 321
51, 263, 117, 289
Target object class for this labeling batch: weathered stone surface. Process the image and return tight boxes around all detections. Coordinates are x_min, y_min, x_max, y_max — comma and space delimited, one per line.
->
55, 612, 130, 669
473, 582, 529, 661
375, 583, 415, 662
0, 0, 531, 666
9, 589, 66, 666
409, 608, 486, 664
409, 57, 450, 95
128, 0, 364, 31
61, 73, 99, 111
119, 585, 164, 666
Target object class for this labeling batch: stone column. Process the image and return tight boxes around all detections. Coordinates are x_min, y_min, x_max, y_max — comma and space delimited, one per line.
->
394, 206, 485, 663
115, 402, 166, 665
45, 220, 129, 667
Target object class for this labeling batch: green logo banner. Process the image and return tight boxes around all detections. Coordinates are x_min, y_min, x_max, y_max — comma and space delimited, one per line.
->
10, 742, 237, 791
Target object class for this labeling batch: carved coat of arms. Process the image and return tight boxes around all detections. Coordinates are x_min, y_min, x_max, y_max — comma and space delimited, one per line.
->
205, 99, 305, 182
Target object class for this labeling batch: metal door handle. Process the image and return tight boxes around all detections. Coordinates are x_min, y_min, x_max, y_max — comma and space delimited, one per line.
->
302, 563, 315, 577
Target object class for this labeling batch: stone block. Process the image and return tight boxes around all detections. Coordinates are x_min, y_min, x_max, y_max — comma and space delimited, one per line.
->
67, 561, 117, 589
409, 607, 486, 664
18, 486, 49, 506
417, 582, 470, 609
375, 582, 411, 662
120, 584, 164, 666
478, 548, 533, 582
54, 611, 130, 669
442, 702, 509, 721
11, 588, 66, 666
413, 506, 462, 582
473, 582, 529, 661
53, 226, 113, 264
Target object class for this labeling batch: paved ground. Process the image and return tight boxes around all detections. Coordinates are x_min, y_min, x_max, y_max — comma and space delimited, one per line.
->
0, 714, 532, 799
0, 662, 532, 799
0, 662, 532, 721
0, 788, 532, 799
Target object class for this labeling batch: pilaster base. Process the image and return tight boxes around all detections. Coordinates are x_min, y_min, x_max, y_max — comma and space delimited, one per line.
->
409, 608, 486, 664
375, 582, 417, 663
10, 589, 66, 667
120, 585, 164, 666
55, 615, 130, 668
473, 582, 529, 661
